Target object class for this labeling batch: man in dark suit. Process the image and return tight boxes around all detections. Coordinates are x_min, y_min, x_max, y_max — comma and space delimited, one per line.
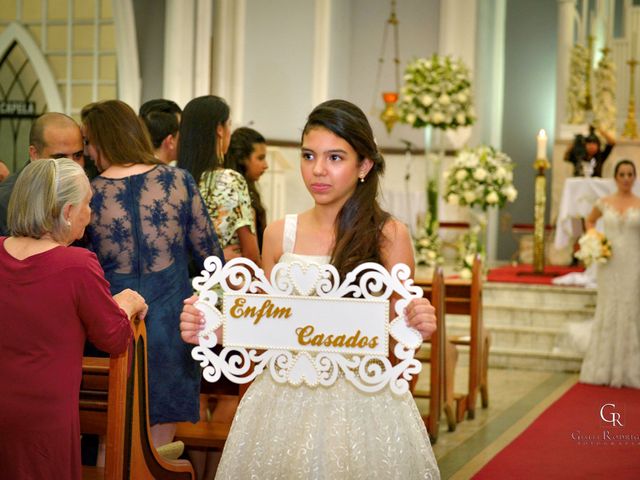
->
0, 112, 85, 236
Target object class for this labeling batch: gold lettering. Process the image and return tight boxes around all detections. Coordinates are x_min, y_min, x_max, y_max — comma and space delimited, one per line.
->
333, 335, 346, 347
357, 337, 368, 348
229, 298, 247, 318
271, 305, 292, 319
345, 330, 361, 348
296, 325, 314, 345
323, 335, 334, 347
369, 337, 379, 348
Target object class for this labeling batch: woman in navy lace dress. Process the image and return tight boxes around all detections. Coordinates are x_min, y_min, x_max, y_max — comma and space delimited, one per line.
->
82, 100, 223, 447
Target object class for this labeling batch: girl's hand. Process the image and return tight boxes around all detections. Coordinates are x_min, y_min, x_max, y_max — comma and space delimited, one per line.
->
180, 294, 205, 345
405, 298, 437, 341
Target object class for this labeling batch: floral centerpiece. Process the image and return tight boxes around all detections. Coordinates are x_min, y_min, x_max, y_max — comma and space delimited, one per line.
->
456, 227, 481, 279
443, 146, 517, 265
443, 146, 518, 211
566, 43, 589, 124
398, 54, 475, 130
398, 54, 475, 236
574, 229, 612, 266
414, 226, 444, 268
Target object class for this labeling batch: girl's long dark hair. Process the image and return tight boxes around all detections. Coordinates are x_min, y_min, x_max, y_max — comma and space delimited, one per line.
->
225, 127, 267, 248
302, 99, 390, 279
177, 95, 229, 184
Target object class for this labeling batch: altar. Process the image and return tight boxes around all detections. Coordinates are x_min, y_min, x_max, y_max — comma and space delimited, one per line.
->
553, 177, 640, 249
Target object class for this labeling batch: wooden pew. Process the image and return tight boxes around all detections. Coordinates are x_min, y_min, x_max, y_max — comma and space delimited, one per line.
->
414, 256, 490, 422
446, 256, 489, 419
411, 267, 461, 442
80, 317, 195, 479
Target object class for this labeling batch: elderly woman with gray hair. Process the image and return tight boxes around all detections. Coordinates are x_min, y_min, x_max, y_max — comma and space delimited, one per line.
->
0, 158, 147, 480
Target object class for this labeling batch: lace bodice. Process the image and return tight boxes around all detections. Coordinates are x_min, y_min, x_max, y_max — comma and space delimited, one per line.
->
597, 200, 640, 287
88, 164, 223, 275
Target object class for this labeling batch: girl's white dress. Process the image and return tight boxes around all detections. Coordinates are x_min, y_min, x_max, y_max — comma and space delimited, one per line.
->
215, 214, 440, 479
579, 200, 640, 388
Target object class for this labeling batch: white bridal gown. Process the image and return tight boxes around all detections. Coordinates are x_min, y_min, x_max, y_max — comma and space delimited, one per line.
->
579, 199, 640, 388
215, 215, 440, 479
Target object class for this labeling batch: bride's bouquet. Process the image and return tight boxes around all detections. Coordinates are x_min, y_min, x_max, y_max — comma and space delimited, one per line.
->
574, 229, 612, 266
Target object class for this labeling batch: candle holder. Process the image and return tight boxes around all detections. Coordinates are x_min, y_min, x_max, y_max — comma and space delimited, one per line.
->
532, 159, 549, 274
623, 58, 639, 139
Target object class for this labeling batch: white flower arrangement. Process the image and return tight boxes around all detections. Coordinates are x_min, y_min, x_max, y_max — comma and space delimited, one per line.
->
456, 227, 481, 279
398, 54, 475, 130
414, 229, 444, 268
443, 146, 518, 211
594, 48, 616, 133
566, 43, 589, 124
574, 229, 612, 266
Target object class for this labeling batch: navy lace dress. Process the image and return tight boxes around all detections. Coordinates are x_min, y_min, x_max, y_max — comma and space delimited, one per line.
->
87, 165, 223, 424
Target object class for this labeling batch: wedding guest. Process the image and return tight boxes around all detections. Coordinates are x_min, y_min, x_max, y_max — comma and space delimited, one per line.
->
565, 125, 616, 177
81, 100, 224, 447
579, 159, 640, 388
0, 112, 86, 236
180, 99, 440, 478
177, 96, 260, 266
139, 99, 182, 166
225, 127, 269, 250
0, 158, 147, 480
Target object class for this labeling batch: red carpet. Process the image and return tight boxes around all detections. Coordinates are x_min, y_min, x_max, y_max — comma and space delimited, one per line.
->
487, 264, 584, 285
473, 383, 640, 479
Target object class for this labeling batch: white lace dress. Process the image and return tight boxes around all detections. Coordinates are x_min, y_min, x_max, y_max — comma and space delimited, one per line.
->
215, 215, 440, 479
579, 200, 640, 388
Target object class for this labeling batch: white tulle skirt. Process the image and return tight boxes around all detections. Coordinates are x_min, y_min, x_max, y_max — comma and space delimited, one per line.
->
215, 374, 440, 479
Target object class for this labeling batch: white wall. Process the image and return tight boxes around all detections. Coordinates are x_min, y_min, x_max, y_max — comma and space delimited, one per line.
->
242, 0, 315, 138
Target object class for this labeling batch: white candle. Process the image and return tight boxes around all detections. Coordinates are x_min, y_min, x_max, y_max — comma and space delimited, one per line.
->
536, 129, 547, 159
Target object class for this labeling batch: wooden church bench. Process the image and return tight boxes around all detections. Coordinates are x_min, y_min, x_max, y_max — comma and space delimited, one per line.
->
80, 316, 195, 479
412, 267, 465, 441
414, 256, 490, 421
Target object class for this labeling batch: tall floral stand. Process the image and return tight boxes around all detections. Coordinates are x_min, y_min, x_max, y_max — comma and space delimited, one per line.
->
423, 126, 442, 235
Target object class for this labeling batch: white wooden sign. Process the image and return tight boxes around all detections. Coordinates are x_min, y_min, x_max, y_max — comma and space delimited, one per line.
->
191, 257, 424, 394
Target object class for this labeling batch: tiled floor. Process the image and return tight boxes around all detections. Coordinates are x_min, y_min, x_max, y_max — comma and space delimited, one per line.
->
413, 365, 578, 479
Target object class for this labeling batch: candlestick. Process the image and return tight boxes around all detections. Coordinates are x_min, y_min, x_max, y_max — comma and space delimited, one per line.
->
536, 129, 547, 159
623, 58, 639, 139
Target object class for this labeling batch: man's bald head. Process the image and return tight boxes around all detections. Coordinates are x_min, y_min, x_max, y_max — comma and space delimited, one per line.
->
28, 112, 84, 165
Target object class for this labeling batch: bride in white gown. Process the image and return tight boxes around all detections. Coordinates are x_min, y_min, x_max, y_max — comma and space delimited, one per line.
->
579, 160, 640, 388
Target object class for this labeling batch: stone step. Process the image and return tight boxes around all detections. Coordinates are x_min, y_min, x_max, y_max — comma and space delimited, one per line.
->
483, 282, 596, 309
453, 345, 582, 373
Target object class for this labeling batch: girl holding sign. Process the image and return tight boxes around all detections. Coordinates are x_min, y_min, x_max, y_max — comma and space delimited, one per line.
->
181, 99, 440, 479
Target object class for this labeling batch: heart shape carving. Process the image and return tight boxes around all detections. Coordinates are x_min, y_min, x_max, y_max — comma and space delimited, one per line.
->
287, 352, 319, 387
389, 316, 423, 350
288, 262, 321, 296
195, 300, 224, 348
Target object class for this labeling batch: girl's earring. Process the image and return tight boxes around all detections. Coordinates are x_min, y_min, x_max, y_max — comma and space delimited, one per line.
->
359, 176, 365, 183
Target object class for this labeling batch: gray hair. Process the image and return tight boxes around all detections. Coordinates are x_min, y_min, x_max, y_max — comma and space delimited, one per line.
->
8, 158, 89, 241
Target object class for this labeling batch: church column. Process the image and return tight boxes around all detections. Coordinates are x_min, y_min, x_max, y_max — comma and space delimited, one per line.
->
194, 0, 213, 97
113, 0, 141, 110
163, 0, 195, 108
556, 0, 577, 136
212, 0, 245, 124
312, 0, 331, 106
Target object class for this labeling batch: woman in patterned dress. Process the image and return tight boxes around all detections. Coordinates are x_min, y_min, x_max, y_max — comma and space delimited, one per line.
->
225, 127, 269, 250
177, 96, 261, 267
